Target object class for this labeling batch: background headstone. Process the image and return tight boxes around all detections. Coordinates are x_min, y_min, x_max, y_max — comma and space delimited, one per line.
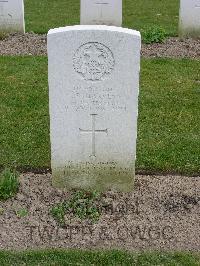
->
81, 0, 122, 26
179, 0, 200, 37
48, 25, 141, 192
0, 0, 25, 33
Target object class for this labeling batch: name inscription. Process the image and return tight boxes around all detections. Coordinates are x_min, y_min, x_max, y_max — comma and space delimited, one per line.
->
71, 85, 127, 112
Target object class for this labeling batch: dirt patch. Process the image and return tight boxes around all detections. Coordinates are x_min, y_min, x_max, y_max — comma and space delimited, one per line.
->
0, 33, 46, 56
0, 173, 199, 251
0, 33, 199, 59
142, 37, 200, 59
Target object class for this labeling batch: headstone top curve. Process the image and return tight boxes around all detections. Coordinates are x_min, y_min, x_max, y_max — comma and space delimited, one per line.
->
48, 25, 141, 39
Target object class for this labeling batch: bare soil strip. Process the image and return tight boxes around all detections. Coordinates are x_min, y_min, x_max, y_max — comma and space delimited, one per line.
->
0, 33, 199, 59
0, 174, 199, 251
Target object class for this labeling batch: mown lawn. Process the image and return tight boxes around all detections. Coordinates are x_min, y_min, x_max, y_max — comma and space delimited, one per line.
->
0, 57, 199, 175
0, 250, 199, 266
24, 0, 179, 35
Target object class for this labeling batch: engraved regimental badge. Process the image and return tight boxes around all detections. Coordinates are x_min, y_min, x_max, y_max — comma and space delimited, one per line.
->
73, 42, 115, 81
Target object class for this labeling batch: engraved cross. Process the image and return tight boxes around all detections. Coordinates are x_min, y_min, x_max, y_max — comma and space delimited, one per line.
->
79, 114, 108, 158
95, 1, 109, 18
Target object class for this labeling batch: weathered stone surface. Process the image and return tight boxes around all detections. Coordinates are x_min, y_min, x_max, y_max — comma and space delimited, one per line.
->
81, 0, 122, 26
48, 25, 141, 192
0, 0, 25, 33
179, 0, 200, 37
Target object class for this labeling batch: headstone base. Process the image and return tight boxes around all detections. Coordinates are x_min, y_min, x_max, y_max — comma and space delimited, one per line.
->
52, 162, 134, 192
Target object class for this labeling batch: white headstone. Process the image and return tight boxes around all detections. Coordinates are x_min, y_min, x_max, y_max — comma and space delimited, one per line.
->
179, 0, 200, 37
48, 25, 141, 192
0, 0, 25, 33
81, 0, 122, 26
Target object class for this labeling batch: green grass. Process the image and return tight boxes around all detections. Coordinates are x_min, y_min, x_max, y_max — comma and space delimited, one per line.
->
24, 0, 179, 36
0, 169, 19, 200
0, 57, 199, 175
15, 208, 29, 218
0, 57, 49, 169
142, 26, 166, 44
0, 250, 199, 265
50, 190, 101, 225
